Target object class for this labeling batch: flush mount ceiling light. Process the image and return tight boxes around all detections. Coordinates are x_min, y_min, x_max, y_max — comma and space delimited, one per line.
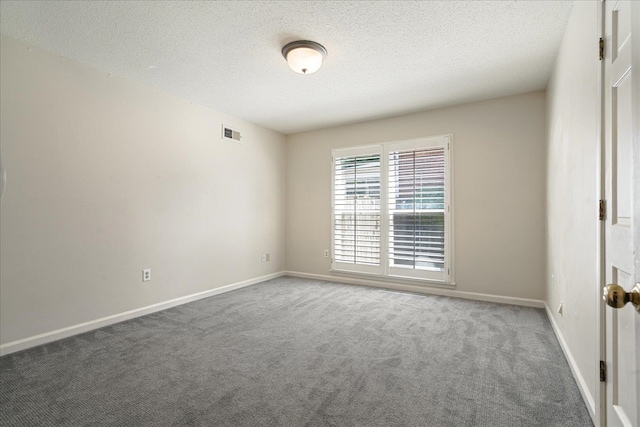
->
281, 40, 327, 75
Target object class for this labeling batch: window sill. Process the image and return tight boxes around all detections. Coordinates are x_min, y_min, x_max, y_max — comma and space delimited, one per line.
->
329, 268, 456, 289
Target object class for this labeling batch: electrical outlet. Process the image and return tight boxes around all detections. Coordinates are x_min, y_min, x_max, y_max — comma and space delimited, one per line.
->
142, 269, 151, 282
265, 253, 270, 262
324, 250, 329, 258
261, 254, 267, 262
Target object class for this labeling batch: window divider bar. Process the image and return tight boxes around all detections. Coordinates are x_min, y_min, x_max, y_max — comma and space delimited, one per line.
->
381, 144, 390, 276
413, 151, 417, 269
353, 158, 357, 264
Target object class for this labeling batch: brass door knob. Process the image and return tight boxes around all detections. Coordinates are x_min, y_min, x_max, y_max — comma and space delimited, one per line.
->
603, 283, 640, 313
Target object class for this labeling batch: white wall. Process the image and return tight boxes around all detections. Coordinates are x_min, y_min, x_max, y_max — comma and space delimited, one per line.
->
0, 36, 286, 346
286, 91, 546, 301
545, 1, 599, 416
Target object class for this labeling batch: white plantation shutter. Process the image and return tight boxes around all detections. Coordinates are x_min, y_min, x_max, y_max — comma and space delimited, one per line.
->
332, 146, 382, 274
332, 136, 451, 283
388, 145, 446, 280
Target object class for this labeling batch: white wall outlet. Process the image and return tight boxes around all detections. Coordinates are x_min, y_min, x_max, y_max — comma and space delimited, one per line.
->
265, 253, 270, 262
261, 254, 267, 262
324, 249, 329, 258
142, 269, 151, 282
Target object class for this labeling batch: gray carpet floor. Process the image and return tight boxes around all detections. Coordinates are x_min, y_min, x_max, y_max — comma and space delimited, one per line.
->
0, 277, 593, 426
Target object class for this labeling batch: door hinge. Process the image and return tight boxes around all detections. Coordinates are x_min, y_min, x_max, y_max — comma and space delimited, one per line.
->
599, 37, 605, 60
599, 199, 606, 220
600, 360, 607, 382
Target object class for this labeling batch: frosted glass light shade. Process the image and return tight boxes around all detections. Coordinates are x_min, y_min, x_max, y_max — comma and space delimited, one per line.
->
282, 41, 327, 74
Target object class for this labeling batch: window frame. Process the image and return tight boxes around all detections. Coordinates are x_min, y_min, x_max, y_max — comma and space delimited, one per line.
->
331, 135, 454, 286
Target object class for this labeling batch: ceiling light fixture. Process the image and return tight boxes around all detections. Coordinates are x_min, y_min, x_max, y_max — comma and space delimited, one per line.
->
281, 40, 327, 75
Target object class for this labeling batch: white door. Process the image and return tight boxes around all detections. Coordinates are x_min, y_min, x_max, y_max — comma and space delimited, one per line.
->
602, 1, 640, 426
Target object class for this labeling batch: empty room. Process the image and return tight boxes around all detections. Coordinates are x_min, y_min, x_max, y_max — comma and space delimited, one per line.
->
1, 1, 638, 426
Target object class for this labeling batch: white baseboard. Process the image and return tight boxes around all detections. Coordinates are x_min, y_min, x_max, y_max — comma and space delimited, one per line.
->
284, 271, 545, 308
544, 304, 596, 423
0, 271, 285, 356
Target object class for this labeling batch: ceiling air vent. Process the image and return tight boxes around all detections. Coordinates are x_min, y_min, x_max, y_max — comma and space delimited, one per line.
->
222, 125, 242, 143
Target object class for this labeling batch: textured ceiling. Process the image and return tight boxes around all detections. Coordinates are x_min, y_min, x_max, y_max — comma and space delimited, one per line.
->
0, 1, 573, 134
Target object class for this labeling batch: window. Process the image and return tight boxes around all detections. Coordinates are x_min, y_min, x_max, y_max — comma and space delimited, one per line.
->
332, 135, 452, 284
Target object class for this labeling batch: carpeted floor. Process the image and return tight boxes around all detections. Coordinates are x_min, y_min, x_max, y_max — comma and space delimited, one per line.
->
0, 277, 592, 426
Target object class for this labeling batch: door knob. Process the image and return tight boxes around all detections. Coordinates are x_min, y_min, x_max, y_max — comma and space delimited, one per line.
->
603, 283, 640, 313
